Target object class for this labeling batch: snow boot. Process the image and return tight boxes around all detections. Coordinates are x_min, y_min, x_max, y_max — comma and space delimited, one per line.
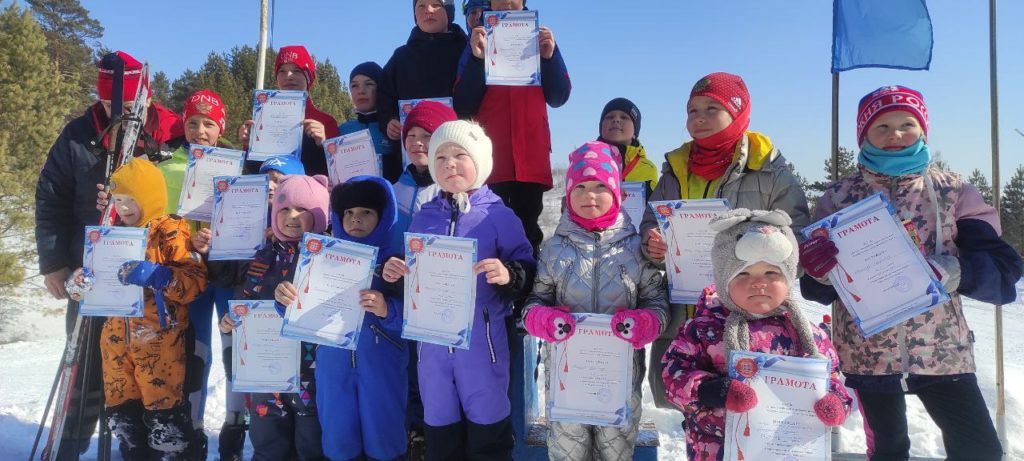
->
144, 404, 191, 460
424, 420, 466, 461
465, 416, 514, 461
106, 400, 155, 460
218, 411, 247, 461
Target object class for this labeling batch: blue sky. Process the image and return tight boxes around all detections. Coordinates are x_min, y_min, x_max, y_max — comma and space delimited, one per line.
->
78, 0, 1024, 186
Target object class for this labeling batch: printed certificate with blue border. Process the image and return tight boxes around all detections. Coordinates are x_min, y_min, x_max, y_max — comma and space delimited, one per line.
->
247, 89, 306, 162
649, 199, 731, 304
177, 145, 245, 222
229, 300, 301, 393
483, 10, 541, 86
79, 226, 147, 317
208, 175, 269, 261
401, 233, 477, 349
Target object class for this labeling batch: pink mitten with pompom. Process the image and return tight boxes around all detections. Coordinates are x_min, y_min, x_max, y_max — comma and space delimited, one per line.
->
524, 306, 575, 343
814, 393, 847, 426
610, 308, 662, 349
725, 379, 759, 413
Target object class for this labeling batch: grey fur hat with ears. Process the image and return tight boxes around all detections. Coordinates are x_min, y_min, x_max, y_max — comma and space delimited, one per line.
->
709, 208, 822, 358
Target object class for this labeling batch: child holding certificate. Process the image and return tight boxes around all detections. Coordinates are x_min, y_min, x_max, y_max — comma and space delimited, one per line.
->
661, 209, 851, 461
799, 86, 1023, 460
340, 62, 400, 181
639, 72, 811, 409
313, 176, 409, 460
216, 174, 331, 460
597, 98, 659, 194
69, 158, 208, 459
523, 141, 669, 460
382, 120, 536, 460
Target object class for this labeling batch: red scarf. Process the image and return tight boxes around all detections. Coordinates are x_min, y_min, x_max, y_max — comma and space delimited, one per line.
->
689, 110, 749, 181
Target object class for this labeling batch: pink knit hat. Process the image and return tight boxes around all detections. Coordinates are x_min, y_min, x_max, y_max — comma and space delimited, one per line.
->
271, 174, 330, 242
565, 141, 622, 231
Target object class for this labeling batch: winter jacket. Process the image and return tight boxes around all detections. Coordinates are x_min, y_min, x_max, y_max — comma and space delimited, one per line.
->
661, 286, 851, 461
453, 41, 571, 188
339, 112, 399, 182
157, 140, 237, 217
599, 138, 660, 195
801, 166, 1022, 388
317, 176, 408, 460
36, 103, 184, 276
299, 98, 341, 177
391, 164, 442, 257
378, 24, 468, 161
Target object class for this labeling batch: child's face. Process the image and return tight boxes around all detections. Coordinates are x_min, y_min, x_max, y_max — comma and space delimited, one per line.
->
434, 144, 478, 194
276, 63, 308, 91
350, 75, 377, 113
267, 170, 286, 201
405, 126, 432, 169
415, 0, 449, 34
466, 7, 484, 29
276, 206, 313, 239
112, 194, 142, 227
342, 206, 379, 238
686, 95, 733, 140
490, 0, 525, 11
866, 110, 924, 150
569, 180, 615, 219
600, 110, 635, 146
184, 114, 221, 147
727, 261, 789, 316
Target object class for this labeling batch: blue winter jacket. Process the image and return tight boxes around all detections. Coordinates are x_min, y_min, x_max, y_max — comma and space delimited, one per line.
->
391, 164, 442, 259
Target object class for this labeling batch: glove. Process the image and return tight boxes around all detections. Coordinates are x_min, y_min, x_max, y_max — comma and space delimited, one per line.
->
799, 236, 839, 279
118, 260, 172, 291
926, 255, 961, 293
65, 268, 94, 301
814, 393, 847, 426
610, 308, 661, 349
524, 306, 575, 343
696, 377, 759, 412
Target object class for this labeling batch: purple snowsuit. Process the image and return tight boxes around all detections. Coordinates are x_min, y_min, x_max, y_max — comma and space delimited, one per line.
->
408, 187, 536, 427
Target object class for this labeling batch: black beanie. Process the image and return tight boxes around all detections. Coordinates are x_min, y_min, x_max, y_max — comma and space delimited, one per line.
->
600, 97, 642, 138
350, 61, 383, 84
331, 180, 387, 218
413, 0, 456, 25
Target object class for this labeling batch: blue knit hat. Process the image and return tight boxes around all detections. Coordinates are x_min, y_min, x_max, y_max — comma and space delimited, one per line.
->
259, 155, 305, 176
349, 61, 383, 84
462, 0, 489, 14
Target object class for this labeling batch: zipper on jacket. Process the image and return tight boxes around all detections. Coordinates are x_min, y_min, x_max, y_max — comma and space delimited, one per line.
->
448, 197, 460, 237
417, 341, 423, 363
351, 349, 357, 369
592, 234, 601, 312
370, 324, 403, 350
124, 318, 130, 347
483, 307, 497, 364
620, 265, 635, 308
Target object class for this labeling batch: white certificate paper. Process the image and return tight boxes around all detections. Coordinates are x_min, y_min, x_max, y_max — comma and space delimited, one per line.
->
229, 300, 301, 393
402, 233, 477, 348
621, 181, 646, 231
281, 234, 378, 349
398, 97, 453, 167
80, 226, 147, 317
649, 199, 731, 304
177, 146, 245, 222
247, 90, 306, 162
208, 175, 269, 261
724, 351, 832, 461
803, 193, 949, 337
483, 10, 541, 86
547, 313, 633, 427
323, 129, 381, 187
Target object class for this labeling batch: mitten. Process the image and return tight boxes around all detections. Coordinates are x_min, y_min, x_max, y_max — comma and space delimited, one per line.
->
118, 260, 172, 290
524, 306, 575, 343
814, 393, 847, 426
799, 236, 839, 279
696, 376, 730, 408
610, 308, 661, 349
725, 378, 759, 413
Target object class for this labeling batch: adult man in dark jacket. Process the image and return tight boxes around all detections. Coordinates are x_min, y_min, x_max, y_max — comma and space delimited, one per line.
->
34, 50, 183, 458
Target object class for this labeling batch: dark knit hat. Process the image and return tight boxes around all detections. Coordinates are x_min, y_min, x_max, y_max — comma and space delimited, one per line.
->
413, 0, 456, 24
462, 0, 489, 14
600, 97, 642, 138
331, 179, 388, 218
350, 61, 383, 84
402, 100, 458, 140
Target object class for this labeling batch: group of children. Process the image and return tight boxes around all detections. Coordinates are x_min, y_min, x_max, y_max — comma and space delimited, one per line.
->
46, 1, 1024, 461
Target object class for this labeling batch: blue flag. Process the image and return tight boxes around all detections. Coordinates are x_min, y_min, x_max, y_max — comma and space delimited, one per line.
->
832, 0, 933, 72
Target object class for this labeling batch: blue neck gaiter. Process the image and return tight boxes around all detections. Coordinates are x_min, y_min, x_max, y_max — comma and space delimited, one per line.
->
858, 137, 930, 177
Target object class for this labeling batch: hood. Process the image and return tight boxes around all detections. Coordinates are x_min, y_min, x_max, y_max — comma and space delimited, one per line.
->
330, 175, 399, 261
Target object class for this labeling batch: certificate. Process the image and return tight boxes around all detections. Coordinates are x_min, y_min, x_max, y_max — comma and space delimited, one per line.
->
649, 199, 731, 304
80, 226, 147, 317
176, 145, 245, 222
723, 351, 832, 461
621, 181, 646, 231
229, 300, 301, 393
323, 129, 381, 187
547, 313, 633, 427
402, 233, 477, 348
483, 10, 541, 86
398, 97, 453, 167
247, 90, 306, 162
208, 175, 269, 261
281, 234, 378, 349
802, 193, 949, 337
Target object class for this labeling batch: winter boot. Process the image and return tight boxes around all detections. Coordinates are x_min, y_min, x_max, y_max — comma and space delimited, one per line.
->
424, 420, 466, 461
144, 404, 192, 460
191, 428, 209, 460
218, 412, 248, 461
465, 416, 514, 461
106, 400, 155, 460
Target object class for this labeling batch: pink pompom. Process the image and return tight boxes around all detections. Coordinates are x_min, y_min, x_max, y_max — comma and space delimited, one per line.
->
725, 379, 758, 413
814, 393, 847, 426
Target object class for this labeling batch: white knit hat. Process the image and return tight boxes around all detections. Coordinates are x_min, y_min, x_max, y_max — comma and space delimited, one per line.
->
428, 120, 493, 212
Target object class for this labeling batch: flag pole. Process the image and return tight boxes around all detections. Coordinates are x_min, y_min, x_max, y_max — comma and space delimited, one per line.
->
987, 0, 1006, 445
829, 70, 841, 454
255, 0, 269, 90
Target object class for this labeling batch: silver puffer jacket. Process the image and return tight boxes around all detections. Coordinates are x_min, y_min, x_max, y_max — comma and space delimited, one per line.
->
525, 210, 669, 330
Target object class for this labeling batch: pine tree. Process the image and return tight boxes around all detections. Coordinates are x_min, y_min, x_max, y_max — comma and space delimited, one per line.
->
1000, 166, 1024, 254
966, 168, 994, 205
26, 0, 102, 116
808, 146, 857, 199
0, 4, 73, 292
150, 71, 172, 107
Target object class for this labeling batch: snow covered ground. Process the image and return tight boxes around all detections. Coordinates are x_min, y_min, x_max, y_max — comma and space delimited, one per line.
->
2, 193, 1022, 460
